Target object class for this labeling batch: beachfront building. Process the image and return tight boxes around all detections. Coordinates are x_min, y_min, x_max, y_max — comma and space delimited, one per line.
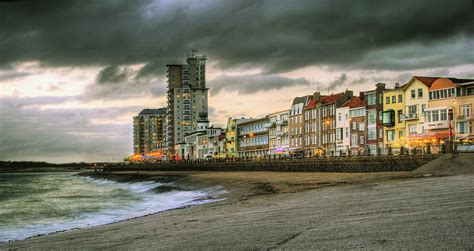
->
303, 93, 323, 156
165, 54, 208, 156
237, 117, 269, 158
425, 78, 474, 149
183, 115, 209, 160
267, 110, 290, 157
319, 91, 353, 156
335, 99, 351, 156
133, 108, 167, 155
347, 95, 367, 155
364, 83, 386, 154
225, 117, 254, 158
401, 76, 438, 149
289, 96, 310, 153
382, 83, 406, 153
206, 127, 226, 158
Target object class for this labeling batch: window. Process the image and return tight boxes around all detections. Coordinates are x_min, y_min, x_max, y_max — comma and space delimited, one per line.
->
432, 110, 439, 121
418, 88, 423, 98
338, 113, 342, 121
440, 109, 447, 121
399, 130, 403, 138
408, 105, 417, 115
351, 134, 358, 146
383, 110, 395, 126
368, 110, 376, 125
387, 130, 395, 142
467, 87, 474, 96
352, 121, 357, 130
421, 104, 426, 114
358, 122, 365, 131
461, 105, 471, 117
411, 90, 416, 99
336, 128, 342, 140
367, 93, 376, 105
368, 127, 376, 140
379, 93, 383, 104
379, 128, 383, 139
392, 96, 396, 103
456, 121, 470, 134
397, 110, 403, 123
386, 97, 390, 104
359, 136, 365, 145
398, 94, 402, 103
409, 124, 417, 135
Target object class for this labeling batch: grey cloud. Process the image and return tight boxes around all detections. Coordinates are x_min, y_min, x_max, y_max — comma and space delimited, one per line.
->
0, 0, 472, 73
96, 65, 132, 84
0, 96, 142, 162
209, 74, 310, 96
0, 70, 31, 82
326, 73, 347, 91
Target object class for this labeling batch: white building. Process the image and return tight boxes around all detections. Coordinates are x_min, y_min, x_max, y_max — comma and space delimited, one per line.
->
335, 104, 350, 155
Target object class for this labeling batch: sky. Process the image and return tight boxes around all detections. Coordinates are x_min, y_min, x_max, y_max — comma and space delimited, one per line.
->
0, 0, 473, 163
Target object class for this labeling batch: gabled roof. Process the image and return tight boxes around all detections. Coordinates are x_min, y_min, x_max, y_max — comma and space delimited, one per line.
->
412, 76, 440, 87
342, 96, 365, 108
292, 95, 310, 105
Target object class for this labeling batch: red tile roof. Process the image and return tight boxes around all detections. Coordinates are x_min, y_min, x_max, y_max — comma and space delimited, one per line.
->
413, 76, 440, 87
342, 96, 365, 108
321, 92, 344, 104
305, 99, 318, 109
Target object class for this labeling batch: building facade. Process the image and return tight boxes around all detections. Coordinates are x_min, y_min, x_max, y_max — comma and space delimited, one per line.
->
237, 117, 269, 158
382, 83, 406, 152
289, 96, 309, 152
364, 83, 385, 154
166, 54, 208, 156
133, 108, 167, 155
402, 76, 438, 148
425, 78, 474, 145
225, 117, 254, 158
347, 95, 367, 155
267, 110, 290, 157
335, 100, 351, 155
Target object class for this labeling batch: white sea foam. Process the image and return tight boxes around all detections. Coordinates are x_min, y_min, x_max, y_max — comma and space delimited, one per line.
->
0, 175, 226, 242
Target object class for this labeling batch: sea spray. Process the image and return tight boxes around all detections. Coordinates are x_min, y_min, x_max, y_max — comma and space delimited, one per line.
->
0, 172, 225, 242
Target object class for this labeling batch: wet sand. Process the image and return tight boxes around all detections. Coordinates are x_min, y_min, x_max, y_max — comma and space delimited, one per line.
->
2, 161, 474, 249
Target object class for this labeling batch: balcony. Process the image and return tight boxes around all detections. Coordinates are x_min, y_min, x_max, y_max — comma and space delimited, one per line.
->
263, 122, 275, 128
457, 114, 472, 121
275, 120, 288, 126
401, 113, 418, 121
275, 131, 288, 137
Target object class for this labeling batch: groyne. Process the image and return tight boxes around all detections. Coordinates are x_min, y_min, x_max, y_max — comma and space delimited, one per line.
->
101, 155, 440, 173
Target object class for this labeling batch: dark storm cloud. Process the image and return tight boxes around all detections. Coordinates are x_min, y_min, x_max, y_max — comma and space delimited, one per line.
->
209, 74, 310, 96
0, 0, 472, 73
96, 65, 132, 84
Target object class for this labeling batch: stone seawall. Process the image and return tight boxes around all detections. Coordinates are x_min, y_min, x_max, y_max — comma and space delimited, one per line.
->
104, 155, 439, 173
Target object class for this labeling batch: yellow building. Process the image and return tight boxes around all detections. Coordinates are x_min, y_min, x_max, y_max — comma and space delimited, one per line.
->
382, 84, 405, 150
225, 117, 237, 157
401, 76, 439, 149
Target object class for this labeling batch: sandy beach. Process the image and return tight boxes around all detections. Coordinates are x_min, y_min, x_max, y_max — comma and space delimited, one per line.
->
2, 154, 473, 250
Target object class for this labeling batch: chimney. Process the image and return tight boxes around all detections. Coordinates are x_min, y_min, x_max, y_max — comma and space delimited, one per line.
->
359, 92, 365, 100
313, 91, 321, 101
395, 82, 400, 88
376, 82, 386, 90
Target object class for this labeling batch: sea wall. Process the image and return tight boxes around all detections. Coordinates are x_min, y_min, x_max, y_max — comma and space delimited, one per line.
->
102, 155, 439, 173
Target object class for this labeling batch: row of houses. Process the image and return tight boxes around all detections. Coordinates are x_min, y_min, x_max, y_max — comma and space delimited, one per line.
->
134, 76, 474, 160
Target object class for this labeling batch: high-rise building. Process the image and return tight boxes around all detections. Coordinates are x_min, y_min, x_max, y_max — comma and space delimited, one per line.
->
165, 53, 208, 156
133, 108, 167, 155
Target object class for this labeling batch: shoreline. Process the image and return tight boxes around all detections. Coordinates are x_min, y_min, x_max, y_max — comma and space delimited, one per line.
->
2, 154, 473, 249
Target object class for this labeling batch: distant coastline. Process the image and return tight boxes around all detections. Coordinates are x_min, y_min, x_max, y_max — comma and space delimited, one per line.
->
0, 161, 88, 173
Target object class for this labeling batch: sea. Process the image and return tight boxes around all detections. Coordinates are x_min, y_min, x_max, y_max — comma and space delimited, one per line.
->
0, 172, 223, 242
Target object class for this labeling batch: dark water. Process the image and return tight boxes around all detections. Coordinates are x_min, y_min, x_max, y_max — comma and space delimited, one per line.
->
0, 172, 222, 242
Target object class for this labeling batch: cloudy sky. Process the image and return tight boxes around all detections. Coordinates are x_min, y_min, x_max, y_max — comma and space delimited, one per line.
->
0, 0, 473, 162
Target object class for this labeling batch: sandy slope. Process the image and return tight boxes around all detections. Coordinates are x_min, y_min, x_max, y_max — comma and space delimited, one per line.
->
2, 155, 473, 250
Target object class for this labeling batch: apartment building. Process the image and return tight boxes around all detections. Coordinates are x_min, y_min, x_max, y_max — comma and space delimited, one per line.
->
166, 54, 208, 156
289, 96, 310, 151
335, 99, 351, 155
347, 95, 367, 155
133, 108, 167, 155
382, 83, 406, 152
364, 83, 386, 154
237, 117, 269, 158
425, 78, 474, 143
319, 91, 353, 155
267, 110, 290, 157
303, 94, 322, 156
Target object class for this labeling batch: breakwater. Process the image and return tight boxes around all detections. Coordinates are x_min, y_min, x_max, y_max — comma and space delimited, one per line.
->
102, 155, 439, 173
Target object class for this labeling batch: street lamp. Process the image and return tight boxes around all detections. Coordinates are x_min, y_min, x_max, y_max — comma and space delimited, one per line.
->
325, 119, 330, 156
